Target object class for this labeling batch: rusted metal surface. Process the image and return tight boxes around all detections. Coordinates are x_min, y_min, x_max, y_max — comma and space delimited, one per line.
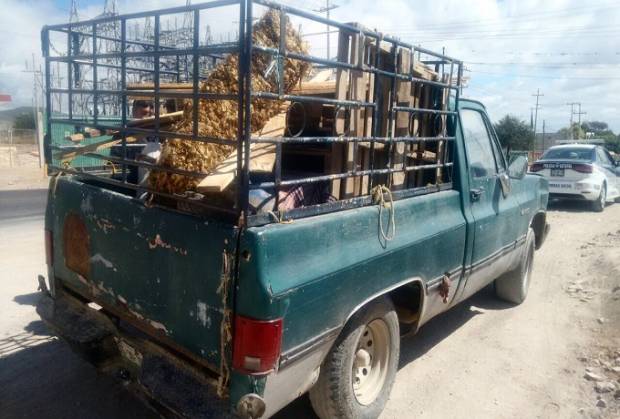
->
63, 213, 90, 279
37, 289, 230, 417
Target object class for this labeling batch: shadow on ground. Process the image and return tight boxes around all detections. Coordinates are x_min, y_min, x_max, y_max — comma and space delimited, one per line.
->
547, 199, 616, 213
2, 286, 510, 419
13, 292, 42, 307
274, 285, 510, 418
0, 320, 152, 419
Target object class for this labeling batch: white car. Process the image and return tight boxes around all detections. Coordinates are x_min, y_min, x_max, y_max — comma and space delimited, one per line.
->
530, 144, 620, 212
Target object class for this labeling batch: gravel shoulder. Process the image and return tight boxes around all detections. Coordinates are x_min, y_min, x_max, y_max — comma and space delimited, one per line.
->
1, 196, 619, 418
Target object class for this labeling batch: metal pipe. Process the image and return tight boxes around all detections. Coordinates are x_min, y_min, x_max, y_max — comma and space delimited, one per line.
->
252, 162, 454, 189
46, 164, 238, 215
120, 18, 128, 182
192, 10, 200, 141
236, 0, 247, 214
44, 0, 242, 30
242, 0, 253, 223
47, 44, 239, 62
92, 22, 98, 125
252, 91, 374, 108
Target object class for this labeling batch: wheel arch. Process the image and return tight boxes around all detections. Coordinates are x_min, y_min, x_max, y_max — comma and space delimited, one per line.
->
342, 277, 426, 335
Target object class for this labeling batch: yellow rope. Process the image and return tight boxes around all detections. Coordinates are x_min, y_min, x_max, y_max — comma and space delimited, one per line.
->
372, 184, 396, 242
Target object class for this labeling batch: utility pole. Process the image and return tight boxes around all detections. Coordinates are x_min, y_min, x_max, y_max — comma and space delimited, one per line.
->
566, 102, 578, 140
531, 88, 543, 134
314, 0, 339, 59
566, 102, 585, 140
23, 55, 44, 169
576, 103, 587, 129
542, 120, 546, 152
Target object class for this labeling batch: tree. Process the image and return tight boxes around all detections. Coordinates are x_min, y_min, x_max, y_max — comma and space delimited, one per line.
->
581, 120, 609, 134
557, 123, 585, 140
605, 136, 620, 154
493, 115, 535, 151
13, 111, 35, 130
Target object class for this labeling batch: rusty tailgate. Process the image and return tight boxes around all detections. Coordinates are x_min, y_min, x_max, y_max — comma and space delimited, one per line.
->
47, 176, 238, 375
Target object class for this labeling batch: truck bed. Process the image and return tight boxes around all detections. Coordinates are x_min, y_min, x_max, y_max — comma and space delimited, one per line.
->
47, 176, 239, 374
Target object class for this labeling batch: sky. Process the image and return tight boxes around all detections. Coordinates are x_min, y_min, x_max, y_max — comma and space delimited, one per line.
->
0, 0, 619, 133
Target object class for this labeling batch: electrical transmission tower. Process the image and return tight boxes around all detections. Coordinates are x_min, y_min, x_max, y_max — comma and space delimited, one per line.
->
314, 0, 339, 59
70, 0, 79, 23
565, 102, 586, 140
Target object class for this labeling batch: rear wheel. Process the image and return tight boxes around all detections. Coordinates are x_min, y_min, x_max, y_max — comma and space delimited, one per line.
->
495, 227, 535, 304
309, 297, 399, 419
592, 183, 606, 212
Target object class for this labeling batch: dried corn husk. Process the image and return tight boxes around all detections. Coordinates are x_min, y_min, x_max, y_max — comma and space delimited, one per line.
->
150, 9, 310, 195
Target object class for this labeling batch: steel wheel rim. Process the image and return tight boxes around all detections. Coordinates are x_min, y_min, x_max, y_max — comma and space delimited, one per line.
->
352, 319, 390, 405
600, 185, 606, 206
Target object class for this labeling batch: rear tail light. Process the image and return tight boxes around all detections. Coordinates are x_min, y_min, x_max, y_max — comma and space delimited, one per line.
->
233, 315, 283, 375
529, 163, 543, 172
573, 163, 593, 174
45, 229, 53, 267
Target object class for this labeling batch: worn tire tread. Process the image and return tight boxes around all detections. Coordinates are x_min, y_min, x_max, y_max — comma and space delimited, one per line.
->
495, 227, 535, 305
309, 297, 399, 419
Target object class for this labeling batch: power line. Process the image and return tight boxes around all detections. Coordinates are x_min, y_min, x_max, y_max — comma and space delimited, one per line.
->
385, 2, 620, 31
393, 24, 620, 37
465, 69, 620, 81
468, 62, 620, 67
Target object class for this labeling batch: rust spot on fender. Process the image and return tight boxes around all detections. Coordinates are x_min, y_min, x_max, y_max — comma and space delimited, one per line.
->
147, 234, 188, 256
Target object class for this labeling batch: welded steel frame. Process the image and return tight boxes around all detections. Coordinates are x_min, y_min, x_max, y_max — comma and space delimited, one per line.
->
41, 0, 463, 227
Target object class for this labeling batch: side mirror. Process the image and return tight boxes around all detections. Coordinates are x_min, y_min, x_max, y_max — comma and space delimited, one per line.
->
498, 172, 511, 197
508, 155, 528, 180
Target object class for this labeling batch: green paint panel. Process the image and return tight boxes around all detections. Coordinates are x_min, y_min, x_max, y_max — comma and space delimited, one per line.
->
237, 190, 467, 352
48, 177, 238, 369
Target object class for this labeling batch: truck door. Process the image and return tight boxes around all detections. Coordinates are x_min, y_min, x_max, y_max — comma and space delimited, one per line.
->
459, 106, 522, 299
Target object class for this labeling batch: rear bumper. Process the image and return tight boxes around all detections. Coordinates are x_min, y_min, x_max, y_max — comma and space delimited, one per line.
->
36, 290, 231, 418
548, 180, 601, 201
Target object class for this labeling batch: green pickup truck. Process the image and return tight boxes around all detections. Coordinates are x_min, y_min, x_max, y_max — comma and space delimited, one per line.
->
37, 2, 549, 418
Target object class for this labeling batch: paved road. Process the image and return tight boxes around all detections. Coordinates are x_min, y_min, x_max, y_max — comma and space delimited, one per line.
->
0, 189, 47, 222
1, 192, 618, 418
0, 188, 152, 419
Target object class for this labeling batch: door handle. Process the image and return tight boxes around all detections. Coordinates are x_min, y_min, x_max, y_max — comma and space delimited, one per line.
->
470, 187, 485, 201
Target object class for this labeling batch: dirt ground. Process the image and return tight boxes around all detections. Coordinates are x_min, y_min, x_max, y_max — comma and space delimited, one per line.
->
0, 185, 619, 418
0, 145, 47, 190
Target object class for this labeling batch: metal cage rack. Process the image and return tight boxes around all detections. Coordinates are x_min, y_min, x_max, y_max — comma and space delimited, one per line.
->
42, 0, 463, 227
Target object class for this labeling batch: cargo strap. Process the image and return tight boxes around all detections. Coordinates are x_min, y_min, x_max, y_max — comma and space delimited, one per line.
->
371, 184, 396, 242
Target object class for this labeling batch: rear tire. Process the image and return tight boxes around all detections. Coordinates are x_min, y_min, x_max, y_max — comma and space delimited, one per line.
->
592, 183, 606, 212
309, 296, 399, 419
495, 227, 535, 305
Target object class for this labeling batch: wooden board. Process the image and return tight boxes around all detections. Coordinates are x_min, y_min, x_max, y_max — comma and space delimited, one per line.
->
54, 136, 137, 163
329, 29, 352, 199
126, 110, 184, 128
391, 48, 413, 190
291, 80, 336, 96
195, 142, 276, 193
195, 109, 286, 193
65, 133, 84, 142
